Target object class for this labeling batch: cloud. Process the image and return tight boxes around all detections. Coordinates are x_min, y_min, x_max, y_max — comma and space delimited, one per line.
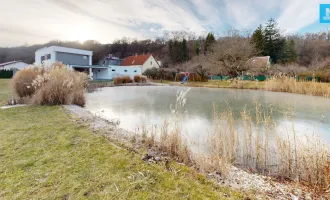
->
276, 0, 324, 33
0, 0, 327, 46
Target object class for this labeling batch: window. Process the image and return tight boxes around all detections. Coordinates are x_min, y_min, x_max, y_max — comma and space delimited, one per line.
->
150, 61, 152, 65
134, 70, 137, 72
41, 56, 45, 61
83, 56, 88, 59
98, 70, 101, 72
112, 69, 115, 71
124, 70, 127, 72
47, 54, 51, 59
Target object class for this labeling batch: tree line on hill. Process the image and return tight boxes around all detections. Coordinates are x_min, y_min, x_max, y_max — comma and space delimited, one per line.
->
2, 18, 330, 79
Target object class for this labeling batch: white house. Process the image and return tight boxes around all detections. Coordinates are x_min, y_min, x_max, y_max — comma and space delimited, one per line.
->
35, 46, 93, 66
34, 46, 142, 80
120, 54, 160, 73
91, 65, 141, 80
0, 61, 29, 70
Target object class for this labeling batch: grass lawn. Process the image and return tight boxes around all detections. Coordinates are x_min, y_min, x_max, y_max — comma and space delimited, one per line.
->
0, 106, 248, 199
0, 79, 13, 106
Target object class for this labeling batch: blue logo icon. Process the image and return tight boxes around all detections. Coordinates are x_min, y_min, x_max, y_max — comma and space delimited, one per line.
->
320, 4, 330, 23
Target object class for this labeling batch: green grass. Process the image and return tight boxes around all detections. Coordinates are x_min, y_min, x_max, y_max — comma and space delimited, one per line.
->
0, 106, 248, 199
0, 79, 13, 106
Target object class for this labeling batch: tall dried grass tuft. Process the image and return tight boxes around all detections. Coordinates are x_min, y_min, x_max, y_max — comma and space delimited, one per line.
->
265, 75, 330, 97
12, 66, 44, 97
13, 63, 87, 106
205, 103, 330, 187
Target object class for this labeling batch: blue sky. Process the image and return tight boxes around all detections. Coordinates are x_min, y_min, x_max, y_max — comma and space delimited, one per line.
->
0, 0, 329, 46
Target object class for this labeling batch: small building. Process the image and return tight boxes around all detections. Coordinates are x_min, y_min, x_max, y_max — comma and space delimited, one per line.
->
120, 54, 160, 73
247, 56, 271, 74
0, 61, 29, 70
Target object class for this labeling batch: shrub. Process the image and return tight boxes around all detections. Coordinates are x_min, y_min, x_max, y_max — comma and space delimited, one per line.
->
122, 76, 133, 83
12, 66, 43, 97
32, 66, 87, 106
140, 76, 147, 83
13, 63, 87, 106
114, 77, 123, 85
134, 75, 141, 82
72, 90, 86, 107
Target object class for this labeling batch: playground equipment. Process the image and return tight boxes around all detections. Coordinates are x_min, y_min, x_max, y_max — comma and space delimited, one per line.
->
181, 75, 188, 84
175, 72, 196, 84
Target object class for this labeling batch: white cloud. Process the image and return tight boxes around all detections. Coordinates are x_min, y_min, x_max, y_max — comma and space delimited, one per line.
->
0, 0, 327, 46
276, 0, 324, 33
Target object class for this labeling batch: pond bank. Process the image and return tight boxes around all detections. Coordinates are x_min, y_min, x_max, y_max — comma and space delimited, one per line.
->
63, 104, 325, 199
0, 106, 248, 199
154, 78, 330, 98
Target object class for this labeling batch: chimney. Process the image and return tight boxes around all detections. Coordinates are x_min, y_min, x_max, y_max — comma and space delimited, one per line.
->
135, 53, 137, 57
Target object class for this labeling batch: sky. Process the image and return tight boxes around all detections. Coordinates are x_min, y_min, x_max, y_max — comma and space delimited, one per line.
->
1, 0, 330, 47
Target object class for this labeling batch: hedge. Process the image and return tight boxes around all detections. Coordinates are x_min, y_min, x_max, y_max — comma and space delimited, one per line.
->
0, 69, 14, 78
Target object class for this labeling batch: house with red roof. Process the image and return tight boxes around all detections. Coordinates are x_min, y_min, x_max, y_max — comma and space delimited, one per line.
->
121, 54, 160, 73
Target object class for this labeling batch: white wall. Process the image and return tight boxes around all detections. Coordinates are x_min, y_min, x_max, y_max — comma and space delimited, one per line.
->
3, 62, 29, 70
141, 55, 159, 73
35, 46, 93, 65
92, 65, 141, 80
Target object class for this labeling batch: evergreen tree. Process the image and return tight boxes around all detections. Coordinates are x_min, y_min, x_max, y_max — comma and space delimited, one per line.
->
204, 32, 216, 53
263, 18, 283, 63
287, 40, 297, 63
251, 25, 264, 55
182, 38, 188, 61
194, 41, 200, 55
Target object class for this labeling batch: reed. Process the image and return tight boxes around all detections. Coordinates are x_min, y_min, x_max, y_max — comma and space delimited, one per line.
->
135, 88, 329, 188
265, 75, 330, 97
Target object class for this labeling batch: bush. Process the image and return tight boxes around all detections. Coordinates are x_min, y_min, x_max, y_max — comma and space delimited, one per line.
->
13, 63, 87, 106
0, 69, 14, 78
134, 75, 141, 82
114, 77, 123, 85
122, 76, 133, 83
32, 65, 87, 106
141, 76, 147, 83
12, 67, 43, 97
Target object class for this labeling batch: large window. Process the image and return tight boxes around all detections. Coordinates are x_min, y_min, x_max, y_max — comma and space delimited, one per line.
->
47, 54, 51, 59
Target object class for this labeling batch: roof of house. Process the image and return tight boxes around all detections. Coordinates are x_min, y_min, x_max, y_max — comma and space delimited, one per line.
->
0, 60, 23, 67
36, 46, 93, 56
248, 56, 270, 68
120, 54, 152, 66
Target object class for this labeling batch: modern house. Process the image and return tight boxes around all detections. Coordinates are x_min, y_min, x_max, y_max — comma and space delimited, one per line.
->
120, 54, 160, 73
0, 61, 29, 70
35, 46, 93, 66
34, 46, 141, 80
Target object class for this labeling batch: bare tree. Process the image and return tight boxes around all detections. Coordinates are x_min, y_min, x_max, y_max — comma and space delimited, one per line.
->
208, 37, 256, 77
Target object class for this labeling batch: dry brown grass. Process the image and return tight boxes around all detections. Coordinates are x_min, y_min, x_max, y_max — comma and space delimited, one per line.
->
202, 103, 330, 188
12, 63, 87, 106
12, 66, 44, 97
265, 75, 330, 97
137, 91, 329, 188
